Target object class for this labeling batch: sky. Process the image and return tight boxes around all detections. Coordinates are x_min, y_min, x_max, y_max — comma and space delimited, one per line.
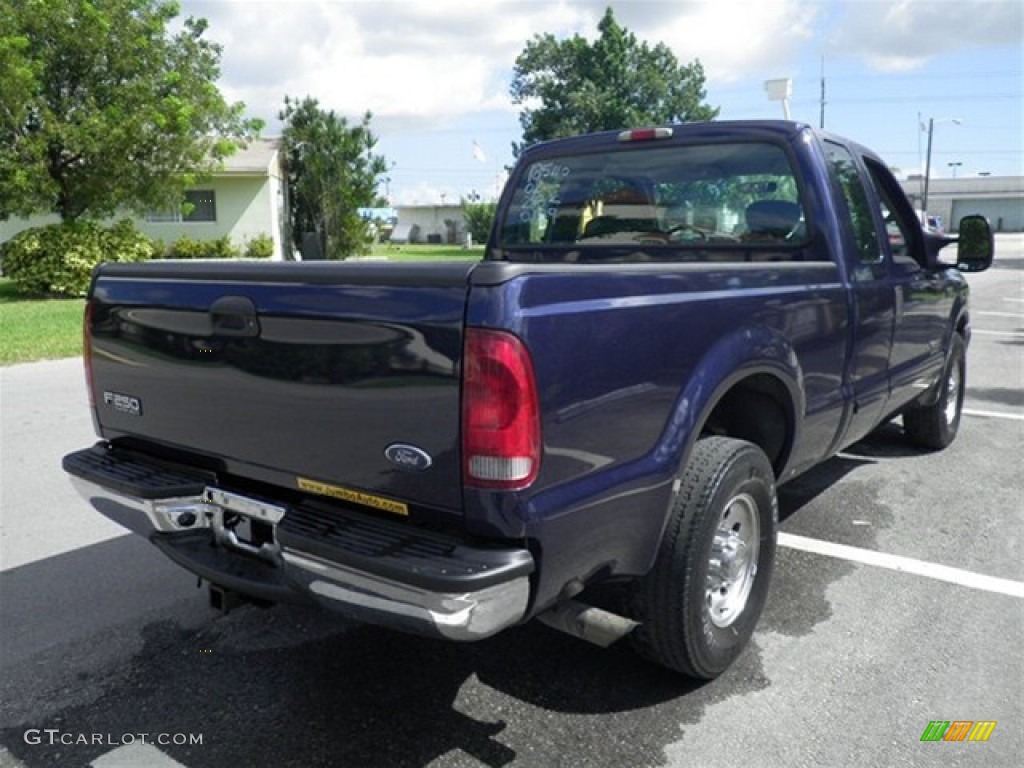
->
179, 0, 1023, 205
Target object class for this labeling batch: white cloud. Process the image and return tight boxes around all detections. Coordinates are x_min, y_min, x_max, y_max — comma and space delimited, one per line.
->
830, 0, 1023, 71
185, 0, 827, 124
182, 0, 1021, 126
184, 0, 575, 124
567, 1, 821, 83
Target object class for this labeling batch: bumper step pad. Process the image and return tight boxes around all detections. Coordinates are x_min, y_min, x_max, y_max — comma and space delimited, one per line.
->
279, 503, 532, 592
63, 444, 214, 499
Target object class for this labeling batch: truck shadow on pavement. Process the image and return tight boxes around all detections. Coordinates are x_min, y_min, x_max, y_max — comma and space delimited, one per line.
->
2, 430, 923, 768
0, 536, 775, 768
0, 600, 773, 768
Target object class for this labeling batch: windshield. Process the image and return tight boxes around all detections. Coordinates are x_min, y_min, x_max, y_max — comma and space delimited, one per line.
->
500, 141, 808, 255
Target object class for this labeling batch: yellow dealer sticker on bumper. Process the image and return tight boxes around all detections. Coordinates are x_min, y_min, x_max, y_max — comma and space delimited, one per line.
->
297, 477, 409, 516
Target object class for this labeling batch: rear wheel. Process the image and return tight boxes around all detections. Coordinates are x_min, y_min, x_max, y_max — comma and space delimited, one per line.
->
628, 437, 777, 679
903, 335, 966, 450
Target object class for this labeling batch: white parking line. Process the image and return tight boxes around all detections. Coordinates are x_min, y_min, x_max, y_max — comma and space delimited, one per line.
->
971, 330, 1023, 337
92, 744, 188, 767
963, 408, 1024, 421
975, 311, 1021, 318
778, 533, 1024, 598
1003, 298, 1024, 303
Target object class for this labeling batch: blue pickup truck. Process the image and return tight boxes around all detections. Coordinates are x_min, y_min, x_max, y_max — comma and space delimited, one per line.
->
64, 121, 993, 679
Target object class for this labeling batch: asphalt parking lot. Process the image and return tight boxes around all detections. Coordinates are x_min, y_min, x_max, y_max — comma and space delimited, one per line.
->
1, 236, 1021, 768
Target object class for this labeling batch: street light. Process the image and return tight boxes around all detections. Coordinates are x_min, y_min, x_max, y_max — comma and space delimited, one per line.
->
947, 162, 962, 178
922, 117, 962, 218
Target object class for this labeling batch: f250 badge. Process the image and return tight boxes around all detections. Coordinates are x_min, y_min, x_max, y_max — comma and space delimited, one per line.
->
103, 391, 142, 416
384, 443, 432, 472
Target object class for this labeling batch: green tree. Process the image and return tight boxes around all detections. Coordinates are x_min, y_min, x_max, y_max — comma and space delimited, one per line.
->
460, 198, 497, 244
509, 7, 718, 153
279, 96, 387, 260
0, 0, 261, 222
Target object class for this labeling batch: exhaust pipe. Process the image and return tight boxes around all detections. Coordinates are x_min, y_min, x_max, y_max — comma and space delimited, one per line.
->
537, 600, 639, 648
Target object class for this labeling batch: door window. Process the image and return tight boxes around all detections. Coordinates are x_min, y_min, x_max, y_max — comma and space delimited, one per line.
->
824, 142, 882, 271
864, 157, 923, 269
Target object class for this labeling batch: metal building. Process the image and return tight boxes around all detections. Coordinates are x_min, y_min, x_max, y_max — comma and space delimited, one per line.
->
900, 176, 1023, 232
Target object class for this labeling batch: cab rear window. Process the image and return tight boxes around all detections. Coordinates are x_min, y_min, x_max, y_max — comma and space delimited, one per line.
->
499, 142, 811, 259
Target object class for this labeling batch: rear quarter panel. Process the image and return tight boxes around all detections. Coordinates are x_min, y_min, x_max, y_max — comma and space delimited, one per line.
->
466, 260, 849, 611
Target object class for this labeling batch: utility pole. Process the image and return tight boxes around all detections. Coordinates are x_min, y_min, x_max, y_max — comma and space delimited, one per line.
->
922, 117, 963, 218
918, 113, 924, 203
819, 56, 826, 129
923, 117, 934, 217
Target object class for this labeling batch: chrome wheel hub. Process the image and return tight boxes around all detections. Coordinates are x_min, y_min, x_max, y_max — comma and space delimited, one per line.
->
706, 493, 760, 628
944, 363, 960, 426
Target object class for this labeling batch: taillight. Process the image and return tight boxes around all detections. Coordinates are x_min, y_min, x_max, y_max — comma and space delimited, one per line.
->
462, 328, 541, 490
83, 301, 95, 408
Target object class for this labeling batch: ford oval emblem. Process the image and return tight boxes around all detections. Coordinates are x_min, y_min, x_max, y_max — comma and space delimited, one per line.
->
384, 443, 433, 472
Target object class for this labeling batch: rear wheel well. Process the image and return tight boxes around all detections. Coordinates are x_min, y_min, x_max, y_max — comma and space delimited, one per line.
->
701, 375, 792, 475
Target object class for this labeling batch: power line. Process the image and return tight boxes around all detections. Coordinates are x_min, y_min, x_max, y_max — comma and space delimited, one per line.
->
710, 70, 1020, 95
813, 93, 1020, 105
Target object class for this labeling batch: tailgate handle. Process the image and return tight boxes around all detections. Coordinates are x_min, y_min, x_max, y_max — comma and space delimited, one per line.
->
210, 296, 260, 337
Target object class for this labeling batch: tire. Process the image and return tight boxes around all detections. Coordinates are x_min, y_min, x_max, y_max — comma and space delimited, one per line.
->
903, 334, 966, 450
628, 436, 778, 679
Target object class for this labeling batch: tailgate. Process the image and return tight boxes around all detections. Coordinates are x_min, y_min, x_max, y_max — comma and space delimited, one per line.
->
87, 261, 474, 515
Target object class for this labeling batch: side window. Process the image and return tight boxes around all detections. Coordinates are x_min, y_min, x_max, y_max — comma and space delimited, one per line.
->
878, 199, 913, 264
864, 157, 922, 268
824, 142, 882, 268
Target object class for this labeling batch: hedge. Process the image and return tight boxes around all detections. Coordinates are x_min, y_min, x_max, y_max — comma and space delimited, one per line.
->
1, 220, 156, 298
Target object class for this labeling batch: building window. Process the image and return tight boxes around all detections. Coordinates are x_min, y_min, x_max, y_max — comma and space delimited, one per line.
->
184, 190, 216, 222
145, 208, 179, 223
146, 190, 217, 223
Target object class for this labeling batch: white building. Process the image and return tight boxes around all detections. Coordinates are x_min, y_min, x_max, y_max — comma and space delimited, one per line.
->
392, 204, 468, 244
900, 175, 1023, 232
0, 139, 289, 258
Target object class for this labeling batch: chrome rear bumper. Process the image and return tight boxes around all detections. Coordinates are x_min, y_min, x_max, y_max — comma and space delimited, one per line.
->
64, 445, 532, 641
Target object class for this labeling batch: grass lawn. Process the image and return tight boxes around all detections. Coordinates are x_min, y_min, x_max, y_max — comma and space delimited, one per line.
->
0, 278, 85, 365
369, 242, 484, 261
0, 246, 486, 365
